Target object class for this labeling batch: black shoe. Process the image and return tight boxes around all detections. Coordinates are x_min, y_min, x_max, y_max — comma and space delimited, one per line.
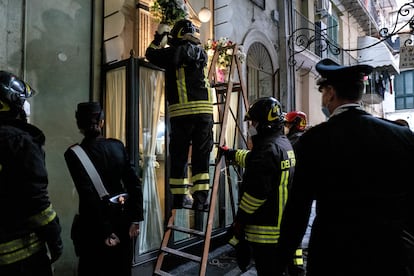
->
172, 194, 193, 209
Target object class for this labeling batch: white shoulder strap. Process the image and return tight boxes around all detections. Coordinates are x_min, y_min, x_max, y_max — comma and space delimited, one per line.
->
70, 145, 109, 199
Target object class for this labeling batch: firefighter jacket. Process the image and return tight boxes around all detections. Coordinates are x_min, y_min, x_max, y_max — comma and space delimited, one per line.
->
0, 119, 62, 265
275, 106, 414, 276
64, 136, 144, 244
233, 129, 296, 245
145, 39, 213, 118
287, 129, 304, 148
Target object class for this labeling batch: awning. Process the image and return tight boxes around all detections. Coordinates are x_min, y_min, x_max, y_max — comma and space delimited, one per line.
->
357, 36, 400, 75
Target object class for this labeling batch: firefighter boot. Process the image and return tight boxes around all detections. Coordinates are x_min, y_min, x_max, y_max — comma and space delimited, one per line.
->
192, 191, 209, 211
172, 194, 193, 209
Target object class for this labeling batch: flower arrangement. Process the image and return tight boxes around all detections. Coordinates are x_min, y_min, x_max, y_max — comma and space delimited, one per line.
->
204, 37, 247, 70
150, 0, 189, 26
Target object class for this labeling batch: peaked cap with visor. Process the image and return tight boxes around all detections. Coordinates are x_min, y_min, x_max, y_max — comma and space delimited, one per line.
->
316, 58, 373, 87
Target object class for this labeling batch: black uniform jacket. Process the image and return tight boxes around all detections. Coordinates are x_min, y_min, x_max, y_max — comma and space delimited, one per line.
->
0, 119, 62, 258
276, 107, 414, 276
236, 129, 296, 244
145, 40, 212, 118
64, 136, 143, 242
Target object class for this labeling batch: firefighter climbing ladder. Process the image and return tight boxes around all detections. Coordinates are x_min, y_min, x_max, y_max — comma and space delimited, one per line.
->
153, 44, 250, 276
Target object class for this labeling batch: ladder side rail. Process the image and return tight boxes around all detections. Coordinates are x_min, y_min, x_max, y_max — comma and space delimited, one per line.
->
154, 209, 177, 275
207, 49, 220, 85
235, 51, 249, 111
199, 82, 234, 276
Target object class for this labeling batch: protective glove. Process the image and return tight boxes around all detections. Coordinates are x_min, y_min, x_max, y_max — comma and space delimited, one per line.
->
227, 222, 250, 272
218, 145, 236, 162
48, 238, 63, 263
153, 24, 170, 47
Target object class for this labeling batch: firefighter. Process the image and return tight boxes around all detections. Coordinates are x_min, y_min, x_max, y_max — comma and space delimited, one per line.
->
284, 111, 307, 147
220, 97, 303, 275
145, 19, 213, 211
0, 71, 63, 276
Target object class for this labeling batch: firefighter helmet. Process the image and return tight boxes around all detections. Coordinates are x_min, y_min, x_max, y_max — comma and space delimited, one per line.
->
245, 97, 284, 132
168, 19, 199, 46
170, 19, 197, 40
284, 111, 307, 131
0, 71, 36, 117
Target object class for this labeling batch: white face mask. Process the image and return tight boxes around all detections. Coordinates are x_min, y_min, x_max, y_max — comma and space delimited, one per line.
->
248, 125, 258, 136
23, 100, 31, 117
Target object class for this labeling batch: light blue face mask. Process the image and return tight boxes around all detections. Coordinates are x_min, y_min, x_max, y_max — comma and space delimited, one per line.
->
321, 105, 330, 118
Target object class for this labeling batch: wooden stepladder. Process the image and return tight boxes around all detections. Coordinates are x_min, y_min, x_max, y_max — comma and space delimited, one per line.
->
153, 43, 249, 276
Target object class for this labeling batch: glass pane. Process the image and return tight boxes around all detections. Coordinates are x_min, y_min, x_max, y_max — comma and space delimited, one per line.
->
395, 74, 404, 96
396, 98, 405, 110
137, 65, 165, 254
105, 67, 126, 144
405, 73, 413, 95
406, 97, 414, 109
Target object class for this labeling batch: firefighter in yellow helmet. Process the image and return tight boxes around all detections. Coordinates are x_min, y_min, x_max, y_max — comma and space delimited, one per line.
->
0, 71, 63, 276
220, 97, 303, 275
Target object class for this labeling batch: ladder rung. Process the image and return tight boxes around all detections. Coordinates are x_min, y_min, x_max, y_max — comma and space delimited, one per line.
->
153, 269, 173, 276
161, 247, 202, 263
168, 224, 205, 237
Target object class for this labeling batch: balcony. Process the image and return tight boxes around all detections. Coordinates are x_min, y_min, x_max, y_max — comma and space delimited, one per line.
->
332, 0, 396, 37
291, 10, 356, 69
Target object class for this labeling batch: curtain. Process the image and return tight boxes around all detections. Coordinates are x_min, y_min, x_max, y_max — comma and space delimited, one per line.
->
137, 66, 164, 254
105, 67, 127, 144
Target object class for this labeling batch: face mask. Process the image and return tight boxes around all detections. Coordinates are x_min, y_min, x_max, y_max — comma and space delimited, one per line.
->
248, 125, 258, 136
23, 100, 30, 117
321, 105, 330, 118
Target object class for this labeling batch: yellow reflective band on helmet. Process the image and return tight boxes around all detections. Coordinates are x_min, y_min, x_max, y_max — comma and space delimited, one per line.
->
239, 192, 266, 214
267, 105, 280, 121
0, 100, 10, 112
25, 83, 33, 97
177, 27, 185, 38
27, 204, 57, 227
244, 224, 280, 244
0, 232, 44, 265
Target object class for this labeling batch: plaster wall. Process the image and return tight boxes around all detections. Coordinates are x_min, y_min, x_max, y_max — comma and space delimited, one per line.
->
213, 0, 282, 102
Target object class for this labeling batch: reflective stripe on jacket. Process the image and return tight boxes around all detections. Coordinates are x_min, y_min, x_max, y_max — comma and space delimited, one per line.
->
0, 232, 44, 265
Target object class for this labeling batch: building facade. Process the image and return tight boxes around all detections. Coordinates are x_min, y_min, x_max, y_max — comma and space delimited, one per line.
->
0, 0, 405, 275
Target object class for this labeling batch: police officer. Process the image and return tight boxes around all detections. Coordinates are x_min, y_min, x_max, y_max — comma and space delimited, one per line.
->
64, 102, 143, 276
221, 97, 302, 275
146, 19, 213, 210
274, 58, 414, 276
0, 71, 63, 276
